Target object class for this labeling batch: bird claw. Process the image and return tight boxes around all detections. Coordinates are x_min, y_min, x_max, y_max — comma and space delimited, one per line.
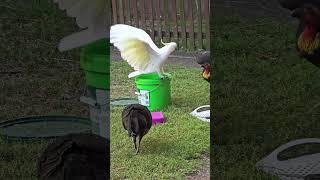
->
159, 74, 165, 80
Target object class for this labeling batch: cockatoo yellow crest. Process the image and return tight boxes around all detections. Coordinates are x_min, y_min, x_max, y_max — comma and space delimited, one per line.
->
53, 0, 109, 51
110, 24, 177, 78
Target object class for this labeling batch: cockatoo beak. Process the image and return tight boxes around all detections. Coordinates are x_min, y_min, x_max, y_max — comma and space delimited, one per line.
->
161, 39, 168, 46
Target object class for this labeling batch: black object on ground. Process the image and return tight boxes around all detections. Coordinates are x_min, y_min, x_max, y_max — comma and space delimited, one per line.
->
37, 133, 110, 180
122, 104, 152, 154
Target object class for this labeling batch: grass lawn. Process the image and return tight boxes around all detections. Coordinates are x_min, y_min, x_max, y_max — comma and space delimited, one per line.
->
110, 61, 210, 179
1, 1, 87, 179
211, 14, 320, 179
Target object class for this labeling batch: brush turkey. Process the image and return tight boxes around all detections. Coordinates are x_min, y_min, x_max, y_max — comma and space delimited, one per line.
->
279, 0, 320, 67
196, 51, 211, 82
122, 104, 152, 154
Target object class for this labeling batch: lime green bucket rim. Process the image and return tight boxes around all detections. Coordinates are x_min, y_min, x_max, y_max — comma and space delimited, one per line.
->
135, 73, 172, 85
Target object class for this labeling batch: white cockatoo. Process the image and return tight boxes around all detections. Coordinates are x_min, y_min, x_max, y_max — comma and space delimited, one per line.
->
53, 0, 109, 52
110, 24, 177, 78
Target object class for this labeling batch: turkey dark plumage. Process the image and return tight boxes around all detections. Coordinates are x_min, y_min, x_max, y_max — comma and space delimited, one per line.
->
37, 133, 109, 180
122, 104, 152, 154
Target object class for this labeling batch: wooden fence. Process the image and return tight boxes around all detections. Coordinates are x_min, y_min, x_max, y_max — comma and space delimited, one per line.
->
111, 0, 210, 51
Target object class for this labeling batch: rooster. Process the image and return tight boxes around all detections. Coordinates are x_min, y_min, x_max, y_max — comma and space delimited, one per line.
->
122, 104, 152, 154
196, 51, 211, 82
191, 52, 211, 123
279, 0, 320, 67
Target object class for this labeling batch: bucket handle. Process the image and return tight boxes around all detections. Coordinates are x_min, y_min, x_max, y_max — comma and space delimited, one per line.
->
136, 84, 162, 94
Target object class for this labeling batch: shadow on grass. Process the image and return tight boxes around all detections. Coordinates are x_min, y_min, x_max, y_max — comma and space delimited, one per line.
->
141, 136, 181, 156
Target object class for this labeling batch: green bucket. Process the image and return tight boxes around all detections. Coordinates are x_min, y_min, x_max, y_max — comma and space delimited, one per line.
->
135, 73, 171, 111
80, 39, 110, 90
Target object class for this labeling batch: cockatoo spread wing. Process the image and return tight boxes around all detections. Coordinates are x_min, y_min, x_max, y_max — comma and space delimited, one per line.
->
110, 24, 161, 72
54, 0, 109, 51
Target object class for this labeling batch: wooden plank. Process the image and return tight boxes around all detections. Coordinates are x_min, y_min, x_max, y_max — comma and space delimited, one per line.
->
128, 0, 132, 25
156, 0, 161, 21
150, 0, 155, 41
145, 0, 150, 27
180, 0, 187, 49
132, 0, 138, 27
189, 0, 195, 50
172, 0, 178, 46
124, 0, 131, 25
109, 0, 209, 50
129, 0, 132, 24
205, 0, 210, 50
146, 0, 151, 21
119, 0, 124, 23
197, 0, 203, 49
156, 0, 161, 46
111, 0, 118, 24
140, 0, 146, 30
163, 0, 169, 42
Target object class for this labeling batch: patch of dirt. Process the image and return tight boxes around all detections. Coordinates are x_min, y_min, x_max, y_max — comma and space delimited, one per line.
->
186, 154, 210, 180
